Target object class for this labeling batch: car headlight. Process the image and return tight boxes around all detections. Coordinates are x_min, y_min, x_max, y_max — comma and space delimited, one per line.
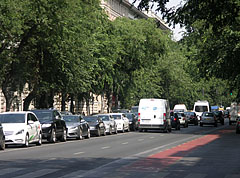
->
42, 124, 52, 128
16, 129, 24, 135
129, 122, 132, 124
70, 126, 78, 130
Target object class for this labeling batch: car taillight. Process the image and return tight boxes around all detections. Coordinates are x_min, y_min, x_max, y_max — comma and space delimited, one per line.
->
138, 113, 141, 120
163, 113, 166, 122
174, 118, 177, 121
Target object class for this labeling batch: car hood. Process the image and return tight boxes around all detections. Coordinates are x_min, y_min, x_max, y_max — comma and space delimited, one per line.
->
2, 123, 25, 132
66, 122, 79, 128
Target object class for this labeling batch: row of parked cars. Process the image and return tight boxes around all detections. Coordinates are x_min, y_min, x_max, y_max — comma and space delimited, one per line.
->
0, 109, 139, 150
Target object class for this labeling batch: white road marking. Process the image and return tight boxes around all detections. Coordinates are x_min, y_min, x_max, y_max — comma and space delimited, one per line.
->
150, 136, 155, 139
74, 152, 85, 155
101, 146, 110, 149
138, 139, 144, 141
59, 170, 87, 178
122, 142, 128, 145
14, 169, 59, 178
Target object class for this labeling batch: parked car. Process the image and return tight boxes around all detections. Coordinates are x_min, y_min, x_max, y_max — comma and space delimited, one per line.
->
0, 111, 42, 147
176, 112, 188, 128
200, 112, 217, 127
110, 113, 129, 132
84, 116, 106, 136
62, 115, 90, 139
31, 109, 67, 143
184, 111, 198, 125
97, 114, 117, 135
125, 113, 138, 131
213, 111, 224, 125
0, 122, 5, 150
170, 112, 180, 130
236, 119, 240, 134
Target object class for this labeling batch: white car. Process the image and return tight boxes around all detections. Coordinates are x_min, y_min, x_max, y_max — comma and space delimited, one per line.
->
0, 111, 42, 147
109, 113, 129, 132
97, 114, 117, 134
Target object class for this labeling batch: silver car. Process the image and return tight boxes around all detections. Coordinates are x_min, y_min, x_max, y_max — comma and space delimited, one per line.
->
200, 112, 217, 127
97, 114, 117, 135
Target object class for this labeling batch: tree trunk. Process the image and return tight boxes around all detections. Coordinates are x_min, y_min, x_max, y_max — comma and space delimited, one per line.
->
70, 94, 74, 114
61, 93, 66, 111
23, 90, 36, 111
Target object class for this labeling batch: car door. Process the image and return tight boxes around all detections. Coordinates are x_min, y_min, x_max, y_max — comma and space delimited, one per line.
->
122, 114, 129, 129
27, 113, 36, 143
53, 111, 62, 136
80, 117, 87, 135
30, 113, 41, 142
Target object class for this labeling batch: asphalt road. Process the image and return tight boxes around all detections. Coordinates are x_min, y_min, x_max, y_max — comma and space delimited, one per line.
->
0, 118, 239, 178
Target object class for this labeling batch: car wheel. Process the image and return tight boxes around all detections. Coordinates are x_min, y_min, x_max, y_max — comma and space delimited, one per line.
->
0, 139, 5, 150
122, 125, 125, 133
236, 128, 240, 134
36, 133, 42, 146
221, 121, 224, 125
127, 125, 130, 132
77, 128, 83, 140
48, 128, 56, 143
214, 122, 218, 127
96, 128, 101, 137
195, 121, 198, 126
168, 127, 172, 132
229, 120, 232, 125
178, 124, 181, 130
24, 134, 29, 147
60, 127, 67, 142
139, 128, 143, 132
109, 127, 113, 135
184, 122, 187, 128
103, 128, 106, 136
86, 128, 91, 139
200, 123, 203, 127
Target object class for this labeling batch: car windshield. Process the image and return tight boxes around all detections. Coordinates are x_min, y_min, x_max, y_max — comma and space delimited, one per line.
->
112, 115, 121, 120
32, 111, 52, 121
0, 114, 25, 123
98, 116, 110, 121
63, 115, 80, 122
84, 116, 98, 122
125, 114, 133, 121
177, 113, 184, 117
195, 106, 208, 112
131, 107, 138, 113
185, 112, 195, 116
203, 113, 214, 117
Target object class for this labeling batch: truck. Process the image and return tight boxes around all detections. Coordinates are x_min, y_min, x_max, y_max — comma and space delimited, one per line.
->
229, 102, 240, 125
138, 98, 171, 132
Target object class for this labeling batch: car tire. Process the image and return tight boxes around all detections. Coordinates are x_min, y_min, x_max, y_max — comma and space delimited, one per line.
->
109, 127, 113, 135
0, 139, 5, 150
103, 128, 106, 136
168, 127, 172, 133
200, 123, 203, 127
194, 121, 198, 126
184, 122, 187, 128
139, 128, 143, 132
48, 128, 56, 143
229, 120, 232, 125
86, 128, 91, 139
60, 127, 67, 142
214, 123, 218, 127
77, 128, 83, 140
36, 133, 42, 146
221, 121, 224, 125
96, 128, 101, 137
24, 134, 29, 147
127, 125, 130, 132
236, 128, 240, 134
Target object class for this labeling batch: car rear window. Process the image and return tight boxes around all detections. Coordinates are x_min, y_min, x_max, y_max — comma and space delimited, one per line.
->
0, 114, 25, 123
203, 113, 214, 117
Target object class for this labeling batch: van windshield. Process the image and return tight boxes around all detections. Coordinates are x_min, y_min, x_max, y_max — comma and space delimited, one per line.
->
195, 106, 208, 112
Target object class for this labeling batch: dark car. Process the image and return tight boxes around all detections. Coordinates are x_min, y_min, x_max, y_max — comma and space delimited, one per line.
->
31, 109, 67, 143
62, 115, 90, 140
84, 116, 106, 136
0, 122, 5, 150
125, 113, 138, 131
213, 111, 224, 125
170, 112, 180, 130
184, 112, 198, 125
224, 110, 230, 118
236, 119, 240, 134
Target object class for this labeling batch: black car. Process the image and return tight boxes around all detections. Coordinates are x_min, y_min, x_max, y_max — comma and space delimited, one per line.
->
213, 111, 224, 125
62, 115, 90, 140
184, 112, 198, 125
0, 122, 5, 150
84, 116, 106, 136
170, 112, 180, 130
125, 113, 138, 131
32, 109, 67, 143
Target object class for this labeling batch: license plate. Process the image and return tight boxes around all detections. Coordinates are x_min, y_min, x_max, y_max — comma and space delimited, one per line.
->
142, 119, 150, 123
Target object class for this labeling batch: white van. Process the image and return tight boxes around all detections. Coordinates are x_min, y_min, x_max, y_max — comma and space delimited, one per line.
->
138, 98, 171, 132
193, 100, 210, 120
173, 104, 187, 112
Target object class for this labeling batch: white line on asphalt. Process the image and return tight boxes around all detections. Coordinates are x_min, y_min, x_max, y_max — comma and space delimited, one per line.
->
122, 142, 128, 145
101, 146, 110, 149
14, 169, 59, 178
74, 152, 85, 155
138, 139, 144, 141
39, 158, 56, 163
150, 136, 155, 139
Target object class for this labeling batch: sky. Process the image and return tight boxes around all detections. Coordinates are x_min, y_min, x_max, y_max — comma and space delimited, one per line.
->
128, 0, 185, 41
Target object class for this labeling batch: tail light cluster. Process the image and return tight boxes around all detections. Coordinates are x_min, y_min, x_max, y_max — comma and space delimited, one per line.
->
163, 113, 166, 122
138, 113, 140, 122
